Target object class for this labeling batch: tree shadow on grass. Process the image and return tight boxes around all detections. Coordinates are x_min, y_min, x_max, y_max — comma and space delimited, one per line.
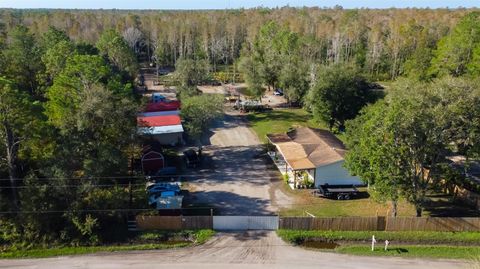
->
424, 194, 480, 217
390, 248, 409, 254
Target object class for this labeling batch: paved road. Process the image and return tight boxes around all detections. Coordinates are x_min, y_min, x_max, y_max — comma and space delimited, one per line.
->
0, 231, 467, 269
186, 111, 283, 215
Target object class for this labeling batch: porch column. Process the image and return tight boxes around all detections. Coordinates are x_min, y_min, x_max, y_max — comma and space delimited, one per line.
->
294, 170, 297, 189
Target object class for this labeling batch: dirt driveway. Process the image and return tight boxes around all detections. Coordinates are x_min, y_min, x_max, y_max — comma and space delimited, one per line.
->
0, 231, 466, 269
185, 110, 291, 215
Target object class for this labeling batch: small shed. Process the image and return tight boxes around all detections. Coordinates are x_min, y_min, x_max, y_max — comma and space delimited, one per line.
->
141, 151, 165, 175
137, 115, 184, 146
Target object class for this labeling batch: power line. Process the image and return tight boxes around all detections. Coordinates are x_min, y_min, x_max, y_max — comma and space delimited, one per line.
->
0, 208, 154, 214
0, 207, 222, 214
0, 183, 149, 189
0, 174, 210, 182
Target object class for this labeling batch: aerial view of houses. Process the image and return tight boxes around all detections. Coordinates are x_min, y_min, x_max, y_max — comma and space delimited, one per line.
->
0, 1, 480, 269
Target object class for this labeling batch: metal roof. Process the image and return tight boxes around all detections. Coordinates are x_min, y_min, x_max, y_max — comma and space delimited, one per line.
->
139, 110, 180, 117
137, 115, 181, 127
138, 124, 184, 135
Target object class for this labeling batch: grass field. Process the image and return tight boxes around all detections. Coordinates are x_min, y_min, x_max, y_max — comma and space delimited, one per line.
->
277, 185, 416, 217
278, 229, 480, 259
246, 108, 333, 143
0, 230, 214, 259
277, 230, 480, 245
337, 245, 480, 259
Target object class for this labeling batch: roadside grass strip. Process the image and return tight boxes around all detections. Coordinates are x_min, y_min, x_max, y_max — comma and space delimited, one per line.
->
278, 229, 480, 259
277, 230, 480, 245
336, 245, 480, 259
0, 229, 214, 259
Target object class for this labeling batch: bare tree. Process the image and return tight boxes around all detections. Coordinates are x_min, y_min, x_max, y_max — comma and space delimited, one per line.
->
123, 27, 143, 54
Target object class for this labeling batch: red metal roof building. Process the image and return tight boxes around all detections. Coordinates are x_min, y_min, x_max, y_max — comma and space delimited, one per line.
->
137, 115, 181, 127
137, 114, 184, 146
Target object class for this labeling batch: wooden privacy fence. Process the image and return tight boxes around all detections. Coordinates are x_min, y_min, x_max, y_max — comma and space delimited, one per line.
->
136, 215, 213, 230
385, 217, 480, 232
279, 217, 384, 231
136, 215, 480, 232
279, 216, 480, 231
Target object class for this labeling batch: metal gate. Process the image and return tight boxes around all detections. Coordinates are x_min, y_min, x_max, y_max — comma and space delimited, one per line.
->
213, 216, 279, 230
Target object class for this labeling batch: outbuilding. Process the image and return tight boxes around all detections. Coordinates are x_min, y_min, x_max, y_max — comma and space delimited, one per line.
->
137, 115, 184, 146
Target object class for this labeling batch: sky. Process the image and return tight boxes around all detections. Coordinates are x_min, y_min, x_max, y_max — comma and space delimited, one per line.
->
0, 0, 478, 10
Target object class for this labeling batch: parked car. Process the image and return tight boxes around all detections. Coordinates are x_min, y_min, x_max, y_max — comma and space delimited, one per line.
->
274, 88, 284, 96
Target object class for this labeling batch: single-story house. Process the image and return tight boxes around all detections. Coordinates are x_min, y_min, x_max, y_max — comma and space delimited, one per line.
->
137, 115, 184, 146
267, 127, 362, 189
145, 100, 181, 112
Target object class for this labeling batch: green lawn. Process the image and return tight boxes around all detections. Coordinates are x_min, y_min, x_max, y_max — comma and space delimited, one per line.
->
246, 108, 333, 143
0, 229, 214, 259
277, 186, 416, 217
277, 230, 480, 245
337, 245, 480, 259
0, 244, 188, 259
278, 229, 480, 259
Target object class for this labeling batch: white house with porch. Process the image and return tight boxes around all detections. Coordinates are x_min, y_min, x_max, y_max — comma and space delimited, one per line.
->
267, 127, 362, 189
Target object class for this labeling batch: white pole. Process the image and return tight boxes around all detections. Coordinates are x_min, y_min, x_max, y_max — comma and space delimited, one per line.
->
371, 235, 376, 251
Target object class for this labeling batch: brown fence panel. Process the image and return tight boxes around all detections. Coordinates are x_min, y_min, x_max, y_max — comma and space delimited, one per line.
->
386, 217, 480, 231
182, 216, 213, 230
279, 217, 381, 231
135, 215, 480, 232
136, 215, 182, 230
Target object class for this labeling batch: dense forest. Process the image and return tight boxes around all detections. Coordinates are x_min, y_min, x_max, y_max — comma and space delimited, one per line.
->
1, 7, 480, 248
0, 8, 474, 79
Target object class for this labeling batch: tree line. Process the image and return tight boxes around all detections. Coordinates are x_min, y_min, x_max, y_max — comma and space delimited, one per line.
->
0, 7, 474, 80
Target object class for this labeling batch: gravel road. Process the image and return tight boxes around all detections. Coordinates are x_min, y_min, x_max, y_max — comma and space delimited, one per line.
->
185, 111, 286, 215
0, 231, 467, 269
